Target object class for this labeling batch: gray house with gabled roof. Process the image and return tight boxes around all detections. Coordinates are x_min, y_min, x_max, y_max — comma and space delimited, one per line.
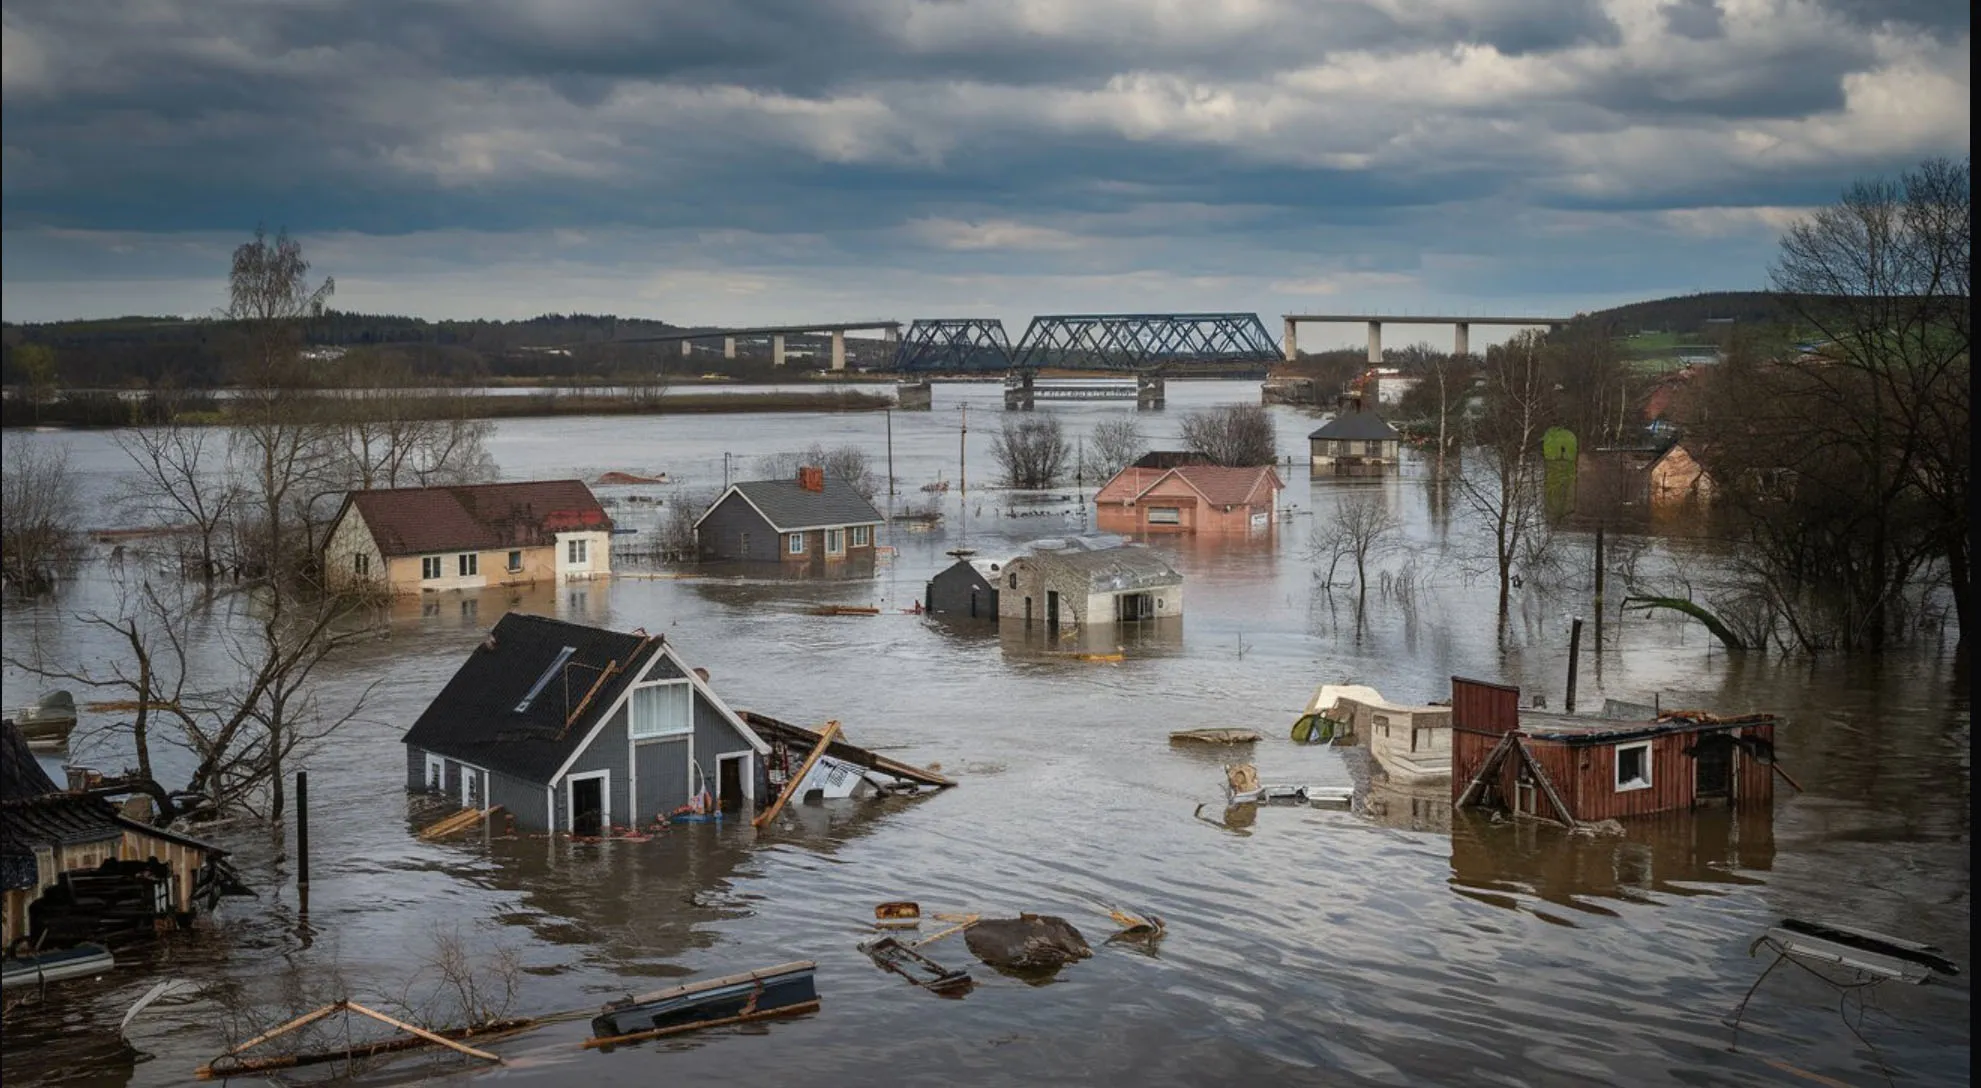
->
401, 612, 770, 836
693, 466, 884, 564
1309, 409, 1404, 471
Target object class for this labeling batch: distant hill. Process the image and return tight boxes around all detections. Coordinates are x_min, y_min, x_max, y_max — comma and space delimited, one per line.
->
1566, 292, 1793, 338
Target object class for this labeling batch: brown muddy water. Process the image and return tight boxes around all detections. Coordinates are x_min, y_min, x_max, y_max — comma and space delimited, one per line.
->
1, 382, 1969, 1086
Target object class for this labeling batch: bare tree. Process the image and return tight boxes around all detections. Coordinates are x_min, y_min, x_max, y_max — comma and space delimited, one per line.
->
1090, 417, 1147, 479
991, 416, 1070, 488
756, 443, 878, 499
1760, 155, 1971, 648
224, 227, 337, 583
659, 488, 716, 560
3, 580, 381, 825
114, 423, 240, 580
1179, 404, 1277, 466
1, 436, 84, 592
329, 353, 497, 490
1307, 493, 1400, 613
1395, 345, 1475, 479
1454, 329, 1553, 620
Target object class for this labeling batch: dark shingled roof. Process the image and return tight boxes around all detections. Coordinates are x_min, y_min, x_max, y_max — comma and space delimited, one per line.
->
1308, 411, 1403, 442
401, 612, 666, 785
341, 480, 611, 557
703, 476, 885, 533
3, 721, 124, 887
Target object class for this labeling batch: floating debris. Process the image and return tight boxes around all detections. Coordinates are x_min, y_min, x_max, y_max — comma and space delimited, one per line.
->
874, 901, 922, 930
964, 914, 1093, 972
1170, 728, 1261, 745
589, 961, 820, 1048
859, 935, 972, 996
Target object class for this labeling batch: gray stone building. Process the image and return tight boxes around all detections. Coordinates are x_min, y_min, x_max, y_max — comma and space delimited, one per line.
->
692, 466, 884, 566
995, 544, 1183, 629
401, 612, 770, 835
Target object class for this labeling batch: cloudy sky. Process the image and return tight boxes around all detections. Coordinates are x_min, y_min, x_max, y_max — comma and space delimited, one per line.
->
1, 0, 1968, 347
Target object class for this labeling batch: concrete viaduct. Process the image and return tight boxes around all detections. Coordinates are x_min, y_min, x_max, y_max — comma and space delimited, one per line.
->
580, 320, 901, 370
1281, 314, 1571, 364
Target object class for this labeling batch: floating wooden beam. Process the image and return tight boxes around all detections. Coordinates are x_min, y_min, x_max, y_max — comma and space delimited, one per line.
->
582, 999, 821, 1049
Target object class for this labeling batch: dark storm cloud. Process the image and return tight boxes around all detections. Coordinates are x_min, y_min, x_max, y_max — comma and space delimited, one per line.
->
0, 0, 1968, 322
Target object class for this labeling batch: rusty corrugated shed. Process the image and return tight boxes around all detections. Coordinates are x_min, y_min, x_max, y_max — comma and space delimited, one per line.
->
1451, 676, 1520, 734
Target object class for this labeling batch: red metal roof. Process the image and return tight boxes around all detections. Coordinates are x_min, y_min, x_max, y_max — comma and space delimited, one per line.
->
345, 480, 609, 556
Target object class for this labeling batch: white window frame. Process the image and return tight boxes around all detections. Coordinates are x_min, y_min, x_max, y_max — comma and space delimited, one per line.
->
787, 532, 804, 555
1615, 741, 1653, 792
460, 764, 481, 808
1147, 506, 1182, 525
422, 555, 443, 580
424, 753, 445, 793
457, 552, 478, 577
825, 528, 845, 555
507, 549, 524, 573
568, 538, 588, 565
851, 525, 870, 547
628, 680, 694, 740
565, 769, 612, 834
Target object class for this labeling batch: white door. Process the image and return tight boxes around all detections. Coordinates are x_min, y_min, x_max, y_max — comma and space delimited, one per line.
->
460, 766, 479, 809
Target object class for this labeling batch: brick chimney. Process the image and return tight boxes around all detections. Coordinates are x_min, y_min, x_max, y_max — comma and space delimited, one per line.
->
798, 465, 825, 492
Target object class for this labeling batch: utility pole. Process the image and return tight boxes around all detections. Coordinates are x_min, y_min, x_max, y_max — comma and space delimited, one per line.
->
723, 452, 732, 490
959, 403, 968, 496
885, 409, 895, 498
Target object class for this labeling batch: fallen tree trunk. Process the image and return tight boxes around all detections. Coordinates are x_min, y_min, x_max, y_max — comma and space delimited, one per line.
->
1622, 595, 1748, 651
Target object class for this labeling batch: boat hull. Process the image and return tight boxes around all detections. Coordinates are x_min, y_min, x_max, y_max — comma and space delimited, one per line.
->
592, 962, 817, 1038
1, 943, 115, 989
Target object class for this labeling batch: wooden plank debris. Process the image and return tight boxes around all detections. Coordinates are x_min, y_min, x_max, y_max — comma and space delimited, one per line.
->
753, 722, 841, 828
583, 999, 821, 1049
418, 806, 499, 841
742, 712, 955, 788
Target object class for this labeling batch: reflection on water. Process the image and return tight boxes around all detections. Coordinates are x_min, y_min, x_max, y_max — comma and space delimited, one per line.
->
0, 383, 1968, 1088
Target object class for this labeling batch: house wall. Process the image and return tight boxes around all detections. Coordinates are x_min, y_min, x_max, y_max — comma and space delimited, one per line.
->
563, 701, 636, 829
994, 557, 1181, 626
118, 829, 209, 915
554, 529, 613, 581
1561, 723, 1774, 822
697, 495, 781, 562
1, 828, 210, 946
1651, 445, 1715, 504
322, 507, 388, 593
1309, 438, 1400, 468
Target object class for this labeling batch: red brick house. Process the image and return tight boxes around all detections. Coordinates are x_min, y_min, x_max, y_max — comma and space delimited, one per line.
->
1093, 463, 1284, 535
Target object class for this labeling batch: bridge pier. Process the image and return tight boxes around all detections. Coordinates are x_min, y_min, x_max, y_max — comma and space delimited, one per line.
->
1137, 374, 1165, 410
1283, 317, 1298, 363
1367, 321, 1383, 365
773, 334, 786, 367
896, 381, 932, 410
1004, 371, 1037, 411
724, 336, 736, 360
1454, 322, 1469, 358
831, 330, 846, 371
681, 339, 693, 358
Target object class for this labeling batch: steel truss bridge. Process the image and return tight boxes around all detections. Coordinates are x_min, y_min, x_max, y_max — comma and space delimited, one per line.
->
891, 313, 1280, 373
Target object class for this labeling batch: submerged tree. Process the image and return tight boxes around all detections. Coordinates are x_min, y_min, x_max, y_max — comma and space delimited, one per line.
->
1, 436, 85, 592
756, 443, 879, 499
1179, 403, 1277, 466
1455, 329, 1552, 620
1307, 492, 1400, 615
991, 416, 1070, 488
1089, 417, 1147, 480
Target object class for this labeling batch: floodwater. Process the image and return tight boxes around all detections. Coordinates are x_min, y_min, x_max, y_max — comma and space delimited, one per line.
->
1, 382, 1969, 1087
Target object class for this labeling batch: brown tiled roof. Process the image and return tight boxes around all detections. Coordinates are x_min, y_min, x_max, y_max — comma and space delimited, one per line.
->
1149, 465, 1284, 507
342, 480, 610, 557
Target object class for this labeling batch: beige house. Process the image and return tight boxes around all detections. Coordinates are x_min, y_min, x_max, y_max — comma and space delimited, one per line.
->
996, 543, 1183, 629
322, 480, 612, 595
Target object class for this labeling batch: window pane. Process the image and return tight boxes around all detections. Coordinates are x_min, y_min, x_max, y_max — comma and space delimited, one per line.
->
630, 682, 693, 738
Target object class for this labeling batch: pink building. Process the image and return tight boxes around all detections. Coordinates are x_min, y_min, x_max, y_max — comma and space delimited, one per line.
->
1093, 462, 1284, 535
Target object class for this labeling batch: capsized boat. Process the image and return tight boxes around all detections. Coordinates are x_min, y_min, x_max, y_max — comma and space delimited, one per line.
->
10, 690, 77, 750
592, 960, 818, 1040
1, 942, 114, 990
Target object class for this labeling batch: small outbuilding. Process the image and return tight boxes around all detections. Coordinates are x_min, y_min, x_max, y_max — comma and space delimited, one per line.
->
1449, 676, 1779, 826
401, 612, 772, 835
995, 544, 1182, 629
926, 557, 1004, 620
1308, 409, 1403, 472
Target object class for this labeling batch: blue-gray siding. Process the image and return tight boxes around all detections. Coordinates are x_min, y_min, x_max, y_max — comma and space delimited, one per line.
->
696, 494, 783, 562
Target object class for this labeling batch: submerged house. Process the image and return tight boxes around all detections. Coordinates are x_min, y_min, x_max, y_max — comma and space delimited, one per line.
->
322, 480, 613, 595
1576, 441, 1716, 514
2, 721, 238, 949
1092, 463, 1284, 535
1450, 677, 1779, 825
693, 467, 884, 565
925, 556, 1005, 620
401, 613, 771, 835
996, 543, 1182, 628
1308, 409, 1403, 472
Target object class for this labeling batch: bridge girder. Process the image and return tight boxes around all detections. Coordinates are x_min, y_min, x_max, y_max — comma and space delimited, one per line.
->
1010, 313, 1279, 371
891, 319, 1014, 372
